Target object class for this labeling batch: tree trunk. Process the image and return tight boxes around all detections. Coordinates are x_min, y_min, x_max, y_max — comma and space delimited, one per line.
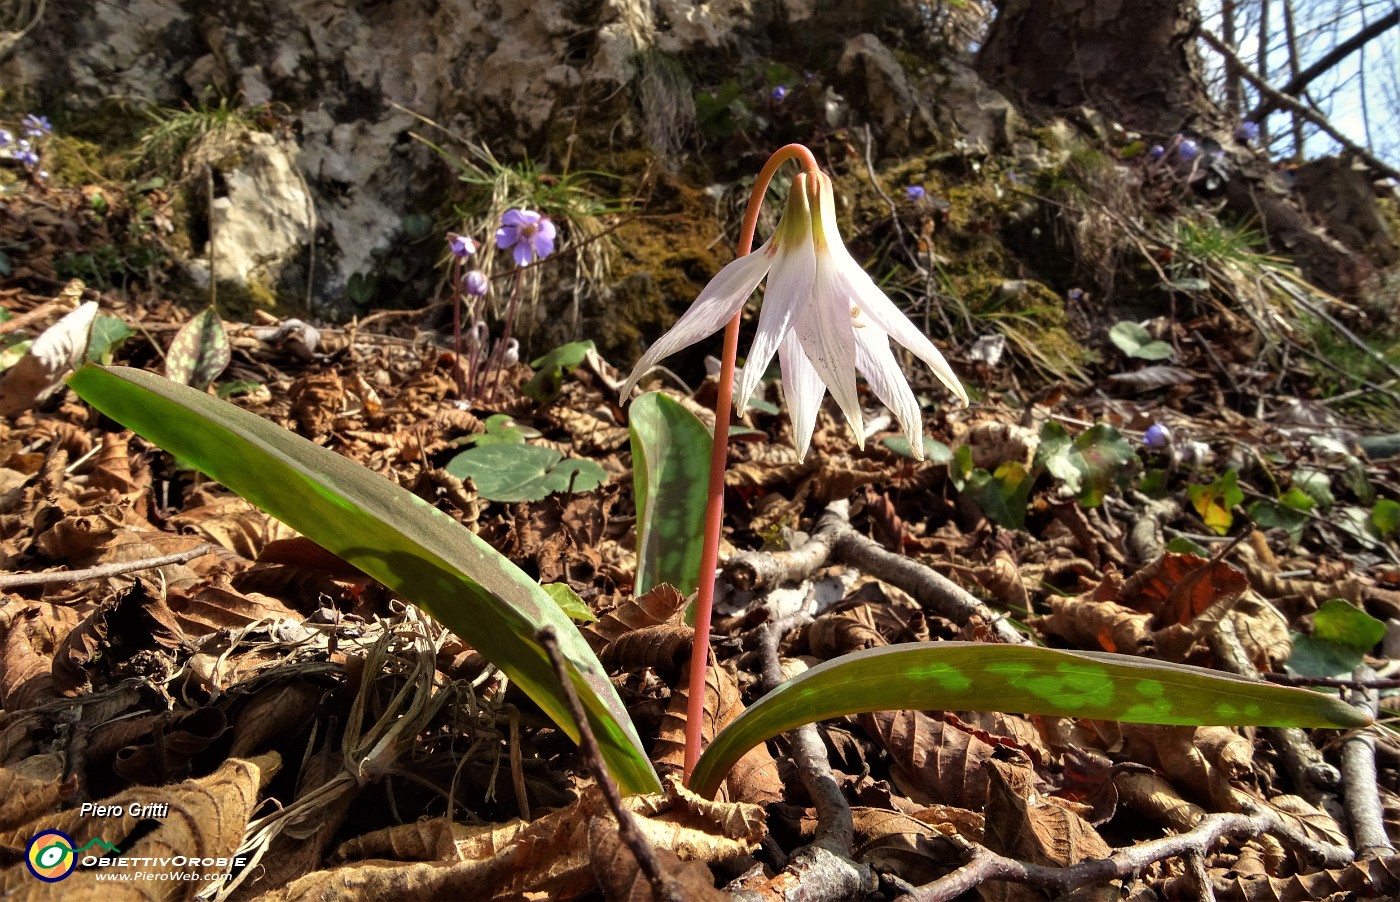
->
975, 0, 1221, 136
975, 0, 1375, 298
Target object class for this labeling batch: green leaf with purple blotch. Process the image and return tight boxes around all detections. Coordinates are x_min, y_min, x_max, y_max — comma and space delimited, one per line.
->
165, 307, 230, 389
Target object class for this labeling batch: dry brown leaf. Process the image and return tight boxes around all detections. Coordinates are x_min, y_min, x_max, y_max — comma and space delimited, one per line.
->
0, 601, 82, 709
229, 680, 325, 758
0, 752, 279, 899
847, 807, 964, 886
600, 624, 694, 672
860, 708, 1027, 809
331, 817, 456, 863
169, 488, 296, 561
0, 757, 77, 830
1124, 552, 1249, 627
168, 577, 302, 636
654, 663, 782, 805
801, 606, 889, 658
1210, 855, 1400, 900
982, 759, 1111, 896
286, 372, 346, 438
51, 577, 185, 696
1038, 592, 1153, 655
85, 707, 230, 785
588, 815, 728, 901
553, 405, 630, 454
1112, 770, 1206, 832
588, 583, 689, 646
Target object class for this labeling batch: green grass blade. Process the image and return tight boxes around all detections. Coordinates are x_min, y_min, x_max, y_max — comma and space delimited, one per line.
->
69, 365, 660, 796
628, 392, 711, 595
689, 642, 1370, 798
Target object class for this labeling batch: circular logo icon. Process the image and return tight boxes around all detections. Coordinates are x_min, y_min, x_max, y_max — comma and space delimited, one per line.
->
25, 830, 77, 882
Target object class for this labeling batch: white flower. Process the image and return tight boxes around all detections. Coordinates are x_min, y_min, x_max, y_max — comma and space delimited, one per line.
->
621, 170, 967, 459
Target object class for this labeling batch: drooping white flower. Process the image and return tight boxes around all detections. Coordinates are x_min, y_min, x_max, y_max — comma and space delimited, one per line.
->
621, 170, 967, 459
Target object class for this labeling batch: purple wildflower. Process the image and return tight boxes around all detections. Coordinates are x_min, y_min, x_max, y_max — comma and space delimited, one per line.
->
772, 85, 788, 101
1176, 138, 1199, 161
464, 270, 489, 297
15, 149, 39, 167
0, 129, 11, 147
905, 185, 926, 202
447, 232, 476, 258
495, 209, 556, 267
1148, 144, 1165, 160
1235, 122, 1259, 143
1067, 288, 1085, 302
1143, 423, 1172, 449
21, 114, 51, 137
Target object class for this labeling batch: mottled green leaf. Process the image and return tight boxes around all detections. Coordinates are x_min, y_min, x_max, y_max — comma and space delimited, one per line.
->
524, 340, 595, 402
689, 642, 1371, 798
67, 365, 659, 796
445, 444, 606, 503
86, 315, 134, 366
1372, 499, 1400, 538
455, 413, 538, 448
881, 435, 953, 462
1109, 321, 1174, 360
165, 307, 230, 389
1313, 598, 1386, 647
629, 391, 710, 596
1294, 470, 1334, 509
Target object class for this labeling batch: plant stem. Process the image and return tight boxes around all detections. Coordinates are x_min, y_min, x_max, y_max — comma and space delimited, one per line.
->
451, 255, 465, 396
683, 143, 819, 782
486, 267, 525, 402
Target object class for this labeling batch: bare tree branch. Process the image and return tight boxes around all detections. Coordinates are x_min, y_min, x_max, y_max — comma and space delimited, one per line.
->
1199, 29, 1400, 181
1250, 7, 1400, 119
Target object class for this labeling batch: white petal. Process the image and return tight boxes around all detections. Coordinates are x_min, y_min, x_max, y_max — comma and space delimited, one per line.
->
796, 254, 864, 447
854, 325, 925, 460
733, 239, 815, 412
842, 252, 968, 406
619, 241, 775, 399
778, 329, 824, 459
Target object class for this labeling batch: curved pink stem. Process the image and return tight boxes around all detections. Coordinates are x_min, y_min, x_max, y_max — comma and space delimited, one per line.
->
684, 144, 820, 782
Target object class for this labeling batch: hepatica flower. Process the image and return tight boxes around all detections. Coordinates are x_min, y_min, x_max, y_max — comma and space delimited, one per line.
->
495, 209, 555, 266
621, 171, 967, 459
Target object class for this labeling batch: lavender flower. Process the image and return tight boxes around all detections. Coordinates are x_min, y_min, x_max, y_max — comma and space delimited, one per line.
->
1148, 144, 1165, 160
1176, 138, 1199, 161
1235, 122, 1259, 143
772, 85, 788, 101
1067, 288, 1085, 302
1143, 423, 1172, 449
21, 114, 51, 137
15, 149, 39, 167
0, 129, 12, 147
464, 270, 489, 297
447, 232, 476, 258
495, 209, 556, 267
905, 185, 926, 202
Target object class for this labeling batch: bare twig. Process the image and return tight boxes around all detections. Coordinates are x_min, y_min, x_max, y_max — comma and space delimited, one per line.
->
1246, 9, 1400, 122
725, 500, 1028, 645
535, 626, 682, 902
0, 543, 219, 589
899, 804, 1353, 901
1209, 618, 1339, 802
1340, 665, 1394, 860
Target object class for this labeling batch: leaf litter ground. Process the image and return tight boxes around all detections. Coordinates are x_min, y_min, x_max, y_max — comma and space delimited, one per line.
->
3, 220, 1400, 899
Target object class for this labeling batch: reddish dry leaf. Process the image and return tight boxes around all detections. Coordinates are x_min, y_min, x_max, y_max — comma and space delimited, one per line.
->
860, 708, 1039, 809
85, 706, 229, 785
587, 816, 728, 901
287, 372, 346, 438
170, 486, 297, 560
85, 431, 151, 498
601, 624, 694, 672
1037, 592, 1153, 655
1123, 552, 1249, 627
1113, 769, 1208, 832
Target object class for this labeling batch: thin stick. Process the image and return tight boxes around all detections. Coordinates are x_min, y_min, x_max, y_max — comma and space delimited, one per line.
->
1340, 665, 1394, 859
536, 627, 681, 902
0, 543, 218, 589
683, 143, 820, 782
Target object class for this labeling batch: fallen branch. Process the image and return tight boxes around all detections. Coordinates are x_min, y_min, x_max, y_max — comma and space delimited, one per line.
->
0, 543, 219, 589
725, 500, 1029, 646
898, 803, 1354, 901
1341, 665, 1394, 860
